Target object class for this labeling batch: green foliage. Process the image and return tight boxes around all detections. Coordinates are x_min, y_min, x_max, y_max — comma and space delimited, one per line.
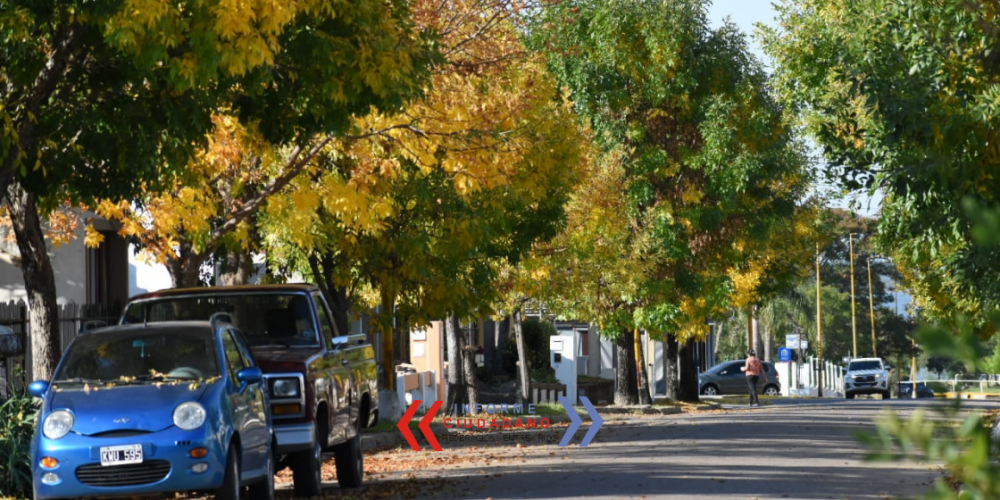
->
862, 317, 1000, 498
0, 392, 38, 499
861, 402, 1000, 500
763, 0, 1000, 327
527, 0, 812, 341
502, 318, 557, 375
0, 0, 433, 203
984, 340, 1000, 375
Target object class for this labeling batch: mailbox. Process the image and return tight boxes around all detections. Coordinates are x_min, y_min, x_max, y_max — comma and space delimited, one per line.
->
550, 335, 577, 405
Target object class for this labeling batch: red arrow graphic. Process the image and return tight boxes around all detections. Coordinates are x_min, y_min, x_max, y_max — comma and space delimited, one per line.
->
419, 401, 443, 451
398, 401, 422, 451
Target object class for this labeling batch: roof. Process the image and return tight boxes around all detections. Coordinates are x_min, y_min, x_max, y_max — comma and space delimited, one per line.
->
86, 321, 217, 335
128, 284, 319, 302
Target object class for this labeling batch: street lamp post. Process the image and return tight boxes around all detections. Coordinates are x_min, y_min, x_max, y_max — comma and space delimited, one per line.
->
816, 243, 823, 398
849, 233, 858, 359
867, 257, 877, 358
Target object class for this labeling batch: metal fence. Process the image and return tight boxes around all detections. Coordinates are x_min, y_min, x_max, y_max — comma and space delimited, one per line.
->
0, 300, 121, 399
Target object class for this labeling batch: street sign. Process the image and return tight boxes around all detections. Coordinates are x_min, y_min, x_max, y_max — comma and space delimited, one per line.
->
778, 347, 792, 362
800, 341, 809, 350
785, 334, 801, 349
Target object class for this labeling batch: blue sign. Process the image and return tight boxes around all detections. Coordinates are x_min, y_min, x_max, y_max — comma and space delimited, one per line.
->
778, 347, 792, 362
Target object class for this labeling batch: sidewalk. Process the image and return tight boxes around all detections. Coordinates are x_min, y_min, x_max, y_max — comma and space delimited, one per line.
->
360, 403, 706, 452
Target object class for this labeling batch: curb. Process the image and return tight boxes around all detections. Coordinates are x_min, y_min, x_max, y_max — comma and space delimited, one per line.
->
941, 392, 1000, 400
362, 404, 692, 451
361, 431, 407, 452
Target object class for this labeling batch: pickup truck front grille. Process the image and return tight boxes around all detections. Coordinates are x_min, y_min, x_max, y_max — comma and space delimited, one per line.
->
856, 376, 876, 383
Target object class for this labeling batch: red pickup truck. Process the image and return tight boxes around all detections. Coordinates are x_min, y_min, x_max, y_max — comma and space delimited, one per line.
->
121, 284, 378, 495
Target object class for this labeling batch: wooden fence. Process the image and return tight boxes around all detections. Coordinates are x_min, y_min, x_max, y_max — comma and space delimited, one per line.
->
0, 300, 121, 399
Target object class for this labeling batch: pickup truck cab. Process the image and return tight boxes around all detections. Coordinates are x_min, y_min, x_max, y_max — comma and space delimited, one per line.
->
121, 284, 377, 495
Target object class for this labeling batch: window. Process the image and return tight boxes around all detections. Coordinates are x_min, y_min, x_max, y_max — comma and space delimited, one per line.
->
222, 330, 249, 383
312, 293, 337, 348
231, 330, 256, 368
54, 330, 219, 382
122, 293, 321, 347
721, 363, 742, 376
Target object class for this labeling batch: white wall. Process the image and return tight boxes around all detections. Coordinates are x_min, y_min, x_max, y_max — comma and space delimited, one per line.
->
0, 227, 87, 305
127, 247, 173, 297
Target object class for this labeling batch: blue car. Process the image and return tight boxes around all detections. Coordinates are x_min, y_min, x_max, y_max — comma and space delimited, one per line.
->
29, 319, 275, 500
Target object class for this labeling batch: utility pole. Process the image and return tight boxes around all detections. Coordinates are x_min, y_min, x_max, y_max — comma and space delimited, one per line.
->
849, 233, 858, 359
911, 338, 917, 399
816, 243, 824, 398
867, 257, 877, 358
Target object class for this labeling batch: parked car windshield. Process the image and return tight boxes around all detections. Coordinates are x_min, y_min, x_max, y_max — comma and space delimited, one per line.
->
54, 330, 220, 383
847, 360, 882, 371
122, 293, 320, 347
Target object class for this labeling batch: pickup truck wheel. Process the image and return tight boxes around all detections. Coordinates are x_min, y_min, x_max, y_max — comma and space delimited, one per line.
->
291, 440, 323, 498
216, 443, 241, 500
334, 420, 364, 488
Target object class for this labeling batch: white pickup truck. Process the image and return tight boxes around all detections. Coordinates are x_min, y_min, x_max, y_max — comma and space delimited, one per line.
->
844, 358, 891, 399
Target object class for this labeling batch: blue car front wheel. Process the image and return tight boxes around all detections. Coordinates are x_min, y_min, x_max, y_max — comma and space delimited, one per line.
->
216, 443, 241, 500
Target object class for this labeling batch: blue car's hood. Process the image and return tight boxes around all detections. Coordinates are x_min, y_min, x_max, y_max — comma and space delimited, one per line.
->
49, 383, 210, 435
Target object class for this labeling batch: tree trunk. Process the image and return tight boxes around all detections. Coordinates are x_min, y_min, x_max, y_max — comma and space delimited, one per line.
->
444, 315, 466, 414
713, 322, 723, 358
614, 328, 638, 405
483, 318, 496, 375
218, 246, 254, 286
664, 335, 679, 400
167, 242, 207, 288
378, 288, 396, 390
308, 252, 353, 338
495, 316, 509, 374
763, 322, 773, 362
752, 309, 762, 356
5, 185, 60, 381
461, 322, 479, 412
677, 340, 700, 402
635, 327, 652, 405
398, 313, 409, 364
513, 310, 530, 405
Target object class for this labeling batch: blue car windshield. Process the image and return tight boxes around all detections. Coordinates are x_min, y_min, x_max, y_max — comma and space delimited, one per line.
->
121, 293, 320, 347
54, 331, 220, 383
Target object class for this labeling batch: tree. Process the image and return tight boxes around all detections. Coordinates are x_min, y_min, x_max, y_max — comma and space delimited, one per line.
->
260, 0, 585, 390
528, 0, 811, 403
0, 0, 433, 379
762, 0, 1000, 329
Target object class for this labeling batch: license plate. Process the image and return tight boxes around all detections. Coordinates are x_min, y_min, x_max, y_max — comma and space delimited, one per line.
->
100, 444, 143, 466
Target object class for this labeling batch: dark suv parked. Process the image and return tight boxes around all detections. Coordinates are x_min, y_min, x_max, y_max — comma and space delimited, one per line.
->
699, 360, 781, 396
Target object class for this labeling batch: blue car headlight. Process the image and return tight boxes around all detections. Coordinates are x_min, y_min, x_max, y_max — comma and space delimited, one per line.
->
43, 410, 74, 440
173, 402, 206, 430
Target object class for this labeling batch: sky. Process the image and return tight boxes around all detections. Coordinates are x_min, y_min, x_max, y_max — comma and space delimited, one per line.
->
706, 0, 884, 218
707, 1, 909, 312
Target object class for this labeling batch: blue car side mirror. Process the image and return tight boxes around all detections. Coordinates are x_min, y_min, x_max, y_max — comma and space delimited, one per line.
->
236, 367, 263, 385
28, 380, 49, 398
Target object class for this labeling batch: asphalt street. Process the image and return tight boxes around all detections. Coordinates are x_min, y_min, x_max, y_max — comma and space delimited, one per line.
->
343, 398, 985, 500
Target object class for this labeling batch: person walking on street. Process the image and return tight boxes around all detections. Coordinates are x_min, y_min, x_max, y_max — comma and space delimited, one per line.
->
741, 350, 769, 407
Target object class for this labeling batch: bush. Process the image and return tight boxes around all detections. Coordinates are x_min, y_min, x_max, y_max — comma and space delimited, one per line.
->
502, 318, 558, 375
0, 392, 38, 499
